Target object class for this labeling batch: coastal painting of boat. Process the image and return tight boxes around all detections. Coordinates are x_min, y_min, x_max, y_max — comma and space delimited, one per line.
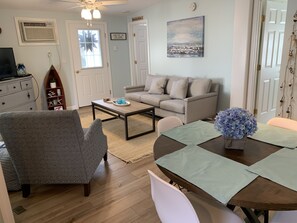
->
167, 16, 205, 58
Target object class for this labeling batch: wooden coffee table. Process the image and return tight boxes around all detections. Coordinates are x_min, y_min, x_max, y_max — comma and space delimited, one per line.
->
92, 99, 155, 140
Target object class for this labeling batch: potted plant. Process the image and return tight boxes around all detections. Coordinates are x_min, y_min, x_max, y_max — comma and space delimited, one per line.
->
214, 107, 257, 150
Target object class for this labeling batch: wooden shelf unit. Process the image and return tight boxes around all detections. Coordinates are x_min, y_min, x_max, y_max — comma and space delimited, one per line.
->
44, 65, 66, 110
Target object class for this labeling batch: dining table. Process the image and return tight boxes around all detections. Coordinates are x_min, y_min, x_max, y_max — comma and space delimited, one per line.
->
153, 121, 297, 223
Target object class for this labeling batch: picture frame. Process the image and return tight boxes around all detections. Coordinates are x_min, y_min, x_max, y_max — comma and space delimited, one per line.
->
167, 16, 205, 58
110, 32, 127, 40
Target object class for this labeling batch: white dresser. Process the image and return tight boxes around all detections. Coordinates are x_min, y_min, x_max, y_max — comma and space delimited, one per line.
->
0, 76, 36, 112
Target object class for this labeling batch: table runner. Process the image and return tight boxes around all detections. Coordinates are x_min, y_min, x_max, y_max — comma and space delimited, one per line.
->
156, 145, 257, 204
247, 148, 297, 192
161, 120, 221, 145
249, 123, 297, 149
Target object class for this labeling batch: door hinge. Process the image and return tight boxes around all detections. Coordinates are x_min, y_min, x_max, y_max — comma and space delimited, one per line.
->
261, 15, 265, 23
254, 108, 258, 115
104, 33, 107, 38
109, 90, 111, 95
133, 33, 136, 37
257, 64, 261, 71
134, 60, 137, 64
107, 62, 109, 67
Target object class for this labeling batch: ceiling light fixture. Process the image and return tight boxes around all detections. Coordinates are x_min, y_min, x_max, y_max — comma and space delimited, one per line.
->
81, 8, 101, 21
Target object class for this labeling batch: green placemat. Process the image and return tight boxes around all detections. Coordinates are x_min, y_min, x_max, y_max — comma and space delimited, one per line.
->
249, 123, 297, 148
248, 148, 297, 191
156, 145, 257, 204
161, 121, 221, 145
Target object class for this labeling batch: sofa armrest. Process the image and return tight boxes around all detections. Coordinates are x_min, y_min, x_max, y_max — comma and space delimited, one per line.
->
82, 119, 108, 180
184, 92, 218, 124
124, 85, 145, 93
184, 92, 218, 102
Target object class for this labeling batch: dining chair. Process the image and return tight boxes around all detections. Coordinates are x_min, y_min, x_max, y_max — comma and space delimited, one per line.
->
267, 117, 297, 131
270, 211, 297, 223
157, 116, 183, 136
147, 170, 243, 223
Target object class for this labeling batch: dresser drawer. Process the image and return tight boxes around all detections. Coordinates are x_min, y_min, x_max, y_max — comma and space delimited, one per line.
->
21, 80, 33, 90
10, 101, 36, 111
7, 82, 21, 93
0, 89, 35, 111
0, 85, 8, 96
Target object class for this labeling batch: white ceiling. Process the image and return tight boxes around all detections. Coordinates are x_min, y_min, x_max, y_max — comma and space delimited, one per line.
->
0, 0, 163, 15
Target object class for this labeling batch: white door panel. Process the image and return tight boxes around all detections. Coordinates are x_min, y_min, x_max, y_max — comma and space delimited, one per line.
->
131, 22, 149, 86
256, 0, 287, 123
68, 22, 111, 107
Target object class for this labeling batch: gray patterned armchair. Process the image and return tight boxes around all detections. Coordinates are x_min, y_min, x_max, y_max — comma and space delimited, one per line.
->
0, 110, 107, 197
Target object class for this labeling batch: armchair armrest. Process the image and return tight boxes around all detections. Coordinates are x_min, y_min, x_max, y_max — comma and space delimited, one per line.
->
124, 85, 145, 93
82, 119, 107, 179
184, 92, 218, 124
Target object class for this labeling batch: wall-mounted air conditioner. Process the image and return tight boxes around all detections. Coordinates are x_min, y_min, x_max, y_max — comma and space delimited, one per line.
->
15, 17, 59, 46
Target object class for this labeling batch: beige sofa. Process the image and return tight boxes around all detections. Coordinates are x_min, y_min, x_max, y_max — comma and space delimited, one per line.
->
124, 75, 219, 124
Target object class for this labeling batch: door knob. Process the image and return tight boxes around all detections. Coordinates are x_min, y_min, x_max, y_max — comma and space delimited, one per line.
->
76, 70, 80, 74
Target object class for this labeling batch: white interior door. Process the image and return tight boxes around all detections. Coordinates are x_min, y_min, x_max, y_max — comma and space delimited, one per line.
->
256, 0, 287, 123
130, 21, 149, 85
68, 21, 111, 107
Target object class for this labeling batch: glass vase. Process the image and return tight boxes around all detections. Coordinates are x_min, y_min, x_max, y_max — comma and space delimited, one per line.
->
224, 135, 247, 150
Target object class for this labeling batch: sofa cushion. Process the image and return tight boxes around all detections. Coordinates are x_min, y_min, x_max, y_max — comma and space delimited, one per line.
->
188, 78, 212, 97
148, 77, 167, 94
144, 74, 166, 91
125, 91, 149, 102
141, 94, 171, 107
160, 99, 185, 114
165, 77, 188, 95
170, 78, 189, 99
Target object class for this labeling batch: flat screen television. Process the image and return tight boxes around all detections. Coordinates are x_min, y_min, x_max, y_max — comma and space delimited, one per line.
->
0, 48, 17, 81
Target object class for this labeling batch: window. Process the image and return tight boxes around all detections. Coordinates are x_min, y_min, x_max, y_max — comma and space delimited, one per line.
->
78, 30, 102, 68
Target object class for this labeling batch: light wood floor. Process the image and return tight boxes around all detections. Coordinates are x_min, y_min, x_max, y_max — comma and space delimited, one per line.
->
8, 107, 268, 223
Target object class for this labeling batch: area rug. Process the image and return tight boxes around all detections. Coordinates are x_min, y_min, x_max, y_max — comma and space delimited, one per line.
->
79, 107, 158, 163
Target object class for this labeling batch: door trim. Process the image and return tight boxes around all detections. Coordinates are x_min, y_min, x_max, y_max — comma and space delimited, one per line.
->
128, 20, 151, 85
66, 20, 113, 109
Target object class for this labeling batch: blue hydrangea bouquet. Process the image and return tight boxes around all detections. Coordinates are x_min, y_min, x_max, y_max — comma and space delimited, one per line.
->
214, 107, 257, 140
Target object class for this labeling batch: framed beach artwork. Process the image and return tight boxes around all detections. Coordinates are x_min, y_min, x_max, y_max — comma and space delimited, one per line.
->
167, 16, 205, 58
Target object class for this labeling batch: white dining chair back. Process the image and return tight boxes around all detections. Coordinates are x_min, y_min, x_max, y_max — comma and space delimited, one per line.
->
157, 116, 183, 136
267, 117, 297, 131
148, 170, 243, 223
148, 170, 200, 223
270, 211, 297, 223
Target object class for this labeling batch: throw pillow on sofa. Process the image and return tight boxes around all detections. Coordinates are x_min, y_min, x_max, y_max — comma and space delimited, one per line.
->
188, 78, 212, 97
144, 74, 165, 91
148, 77, 167, 94
170, 78, 189, 99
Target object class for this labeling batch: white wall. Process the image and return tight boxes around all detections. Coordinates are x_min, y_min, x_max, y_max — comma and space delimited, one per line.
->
0, 9, 130, 110
128, 0, 235, 110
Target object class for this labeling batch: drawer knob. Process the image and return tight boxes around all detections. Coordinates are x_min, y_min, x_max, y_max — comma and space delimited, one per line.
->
13, 86, 16, 89
26, 84, 28, 86
27, 93, 31, 98
2, 102, 5, 105
0, 89, 2, 92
